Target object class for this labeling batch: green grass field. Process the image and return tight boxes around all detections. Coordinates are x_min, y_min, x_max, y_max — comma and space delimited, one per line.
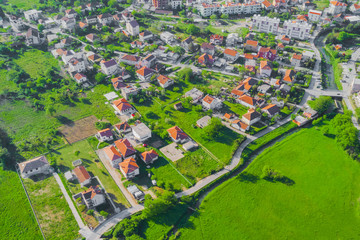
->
49, 140, 130, 208
1, 0, 44, 11
0, 69, 19, 95
178, 127, 360, 239
313, 0, 329, 10
0, 168, 42, 240
23, 176, 79, 240
14, 49, 60, 79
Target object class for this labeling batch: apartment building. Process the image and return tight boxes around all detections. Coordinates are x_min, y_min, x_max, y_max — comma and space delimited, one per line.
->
282, 20, 312, 40
198, 1, 261, 17
252, 15, 280, 34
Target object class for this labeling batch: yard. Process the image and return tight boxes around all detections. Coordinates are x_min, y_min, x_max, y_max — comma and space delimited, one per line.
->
177, 127, 360, 239
23, 175, 79, 240
14, 49, 60, 79
1, 0, 44, 11
48, 140, 131, 208
0, 168, 42, 240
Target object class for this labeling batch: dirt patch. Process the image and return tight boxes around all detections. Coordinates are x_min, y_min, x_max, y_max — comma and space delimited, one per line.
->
160, 143, 184, 162
59, 115, 99, 144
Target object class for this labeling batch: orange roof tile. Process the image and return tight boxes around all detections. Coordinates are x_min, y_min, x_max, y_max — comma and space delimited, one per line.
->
73, 166, 91, 183
119, 158, 139, 174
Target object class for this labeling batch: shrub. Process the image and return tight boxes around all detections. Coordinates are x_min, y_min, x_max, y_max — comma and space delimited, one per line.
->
87, 209, 94, 216
100, 210, 109, 218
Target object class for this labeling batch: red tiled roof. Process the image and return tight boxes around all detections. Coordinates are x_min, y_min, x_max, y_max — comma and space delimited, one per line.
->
157, 75, 171, 85
113, 98, 133, 112
224, 48, 238, 57
115, 139, 136, 158
104, 145, 122, 161
203, 95, 214, 104
141, 149, 158, 164
119, 158, 139, 174
246, 40, 258, 47
167, 126, 188, 141
73, 166, 91, 183
239, 95, 257, 106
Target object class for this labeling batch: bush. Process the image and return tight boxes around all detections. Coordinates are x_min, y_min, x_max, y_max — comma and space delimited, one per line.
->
100, 210, 109, 218
87, 209, 94, 216
78, 205, 86, 212
95, 122, 111, 130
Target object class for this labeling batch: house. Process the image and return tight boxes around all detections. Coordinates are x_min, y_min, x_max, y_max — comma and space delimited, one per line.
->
82, 185, 106, 208
126, 20, 139, 36
291, 54, 302, 67
198, 53, 214, 67
202, 95, 222, 110
136, 67, 154, 81
97, 13, 113, 25
119, 158, 139, 179
226, 33, 241, 47
262, 104, 280, 117
60, 37, 72, 47
118, 69, 131, 81
86, 16, 98, 25
167, 126, 189, 143
9, 15, 25, 31
86, 33, 99, 43
24, 9, 41, 22
260, 61, 272, 78
65, 9, 77, 18
114, 122, 131, 134
19, 156, 51, 178
63, 18, 79, 31
141, 54, 156, 68
153, 63, 165, 73
293, 115, 308, 126
113, 98, 136, 115
101, 59, 118, 75
26, 28, 40, 46
224, 49, 239, 62
160, 32, 176, 44
302, 1, 316, 10
302, 51, 314, 61
238, 94, 257, 108
201, 42, 215, 55
121, 85, 139, 100
131, 40, 146, 49
231, 120, 249, 132
68, 57, 86, 73
350, 3, 360, 14
329, 1, 347, 15
122, 11, 135, 22
73, 166, 92, 187
262, 0, 274, 10
115, 139, 136, 159
308, 10, 322, 22
283, 69, 296, 83
233, 77, 257, 93
210, 34, 223, 45
61, 50, 76, 64
280, 84, 291, 94
88, 53, 102, 63
185, 88, 204, 103
158, 75, 174, 88
132, 123, 152, 142
242, 109, 261, 125
141, 150, 158, 164
245, 40, 258, 52
174, 102, 183, 110
303, 108, 318, 119
104, 145, 123, 168
112, 77, 126, 90
257, 84, 271, 94
196, 115, 211, 128
139, 31, 153, 42
257, 47, 277, 61
120, 54, 141, 65
181, 36, 194, 52
87, 2, 102, 11
74, 72, 88, 84
96, 128, 113, 142
280, 35, 291, 44
78, 21, 88, 29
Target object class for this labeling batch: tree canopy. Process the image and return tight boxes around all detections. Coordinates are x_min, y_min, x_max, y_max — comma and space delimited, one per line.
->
308, 96, 333, 114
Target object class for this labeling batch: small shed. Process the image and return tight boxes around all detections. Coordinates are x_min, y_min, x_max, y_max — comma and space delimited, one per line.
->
183, 141, 198, 151
174, 102, 183, 110
64, 171, 75, 181
196, 116, 211, 128
72, 159, 82, 167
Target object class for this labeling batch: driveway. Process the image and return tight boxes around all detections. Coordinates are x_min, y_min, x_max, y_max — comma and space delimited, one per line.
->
96, 149, 139, 207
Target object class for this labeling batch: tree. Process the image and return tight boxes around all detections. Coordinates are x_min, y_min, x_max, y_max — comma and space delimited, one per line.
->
221, 14, 229, 19
46, 106, 56, 116
95, 72, 106, 84
108, 0, 117, 7
202, 117, 224, 140
210, 14, 217, 20
37, 24, 45, 32
100, 210, 109, 218
308, 96, 333, 114
143, 191, 176, 218
186, 24, 200, 35
177, 67, 193, 81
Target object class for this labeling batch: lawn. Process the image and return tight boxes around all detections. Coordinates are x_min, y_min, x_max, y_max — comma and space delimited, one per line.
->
14, 49, 60, 79
177, 127, 360, 239
223, 100, 248, 117
0, 168, 42, 240
324, 45, 343, 90
1, 0, 44, 11
23, 175, 79, 240
48, 140, 130, 208
313, 0, 329, 10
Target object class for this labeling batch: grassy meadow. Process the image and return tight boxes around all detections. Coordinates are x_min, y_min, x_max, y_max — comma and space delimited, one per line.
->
23, 175, 79, 240
177, 127, 360, 239
0, 168, 42, 240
